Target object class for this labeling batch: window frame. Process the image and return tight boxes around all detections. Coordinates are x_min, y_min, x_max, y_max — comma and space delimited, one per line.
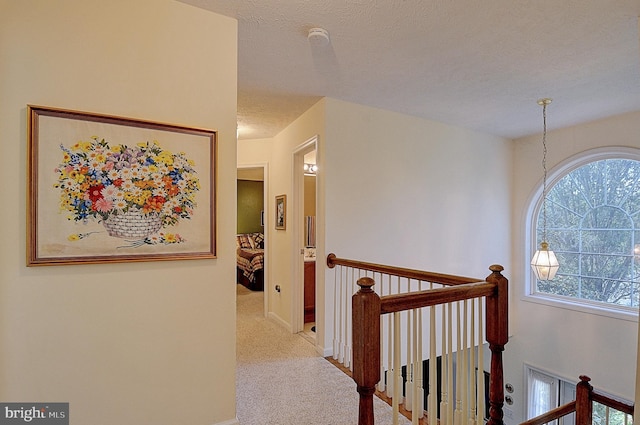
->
524, 364, 633, 425
524, 146, 640, 322
525, 364, 576, 425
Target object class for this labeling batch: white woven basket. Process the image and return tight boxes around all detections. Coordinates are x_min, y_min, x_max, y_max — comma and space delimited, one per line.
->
103, 210, 162, 239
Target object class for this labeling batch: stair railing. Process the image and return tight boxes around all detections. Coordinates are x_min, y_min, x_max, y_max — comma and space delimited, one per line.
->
327, 254, 509, 425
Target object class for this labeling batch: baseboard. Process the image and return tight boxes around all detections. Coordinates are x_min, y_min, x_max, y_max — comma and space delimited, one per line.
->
267, 311, 292, 332
213, 416, 239, 425
319, 345, 332, 357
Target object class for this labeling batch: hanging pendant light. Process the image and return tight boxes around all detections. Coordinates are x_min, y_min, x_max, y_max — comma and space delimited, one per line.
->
531, 98, 559, 281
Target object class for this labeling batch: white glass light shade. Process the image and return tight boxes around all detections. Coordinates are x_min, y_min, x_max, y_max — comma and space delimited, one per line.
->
531, 242, 559, 281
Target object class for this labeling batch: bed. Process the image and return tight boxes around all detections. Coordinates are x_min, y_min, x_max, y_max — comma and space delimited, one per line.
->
236, 233, 264, 291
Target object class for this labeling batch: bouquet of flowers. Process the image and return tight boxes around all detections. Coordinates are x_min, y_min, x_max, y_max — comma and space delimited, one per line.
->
54, 137, 200, 239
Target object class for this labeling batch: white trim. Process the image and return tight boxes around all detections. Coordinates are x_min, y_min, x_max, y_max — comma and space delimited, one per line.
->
522, 292, 639, 322
268, 311, 293, 332
523, 146, 640, 321
523, 363, 575, 423
319, 345, 332, 357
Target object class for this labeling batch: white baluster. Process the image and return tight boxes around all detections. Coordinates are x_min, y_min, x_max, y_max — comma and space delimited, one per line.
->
447, 302, 454, 425
454, 301, 462, 425
406, 305, 414, 412
441, 301, 449, 425
462, 300, 468, 425
393, 311, 402, 425
428, 304, 436, 425
478, 298, 485, 425
469, 299, 477, 425
377, 273, 386, 393
416, 304, 424, 420
333, 265, 341, 361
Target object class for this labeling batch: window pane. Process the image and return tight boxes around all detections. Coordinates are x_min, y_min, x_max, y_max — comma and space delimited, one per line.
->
546, 198, 583, 228
556, 251, 579, 274
580, 277, 631, 305
528, 369, 557, 420
582, 207, 631, 230
537, 274, 579, 298
552, 230, 579, 253
580, 254, 631, 279
604, 160, 640, 207
593, 402, 634, 425
571, 161, 606, 207
581, 229, 632, 255
559, 380, 576, 425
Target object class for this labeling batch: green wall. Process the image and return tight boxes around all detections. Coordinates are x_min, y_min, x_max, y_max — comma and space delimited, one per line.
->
237, 180, 264, 234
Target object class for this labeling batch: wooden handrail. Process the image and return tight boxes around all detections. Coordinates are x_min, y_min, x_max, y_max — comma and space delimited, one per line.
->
519, 402, 577, 425
380, 281, 496, 313
338, 252, 509, 425
592, 390, 634, 415
327, 252, 484, 286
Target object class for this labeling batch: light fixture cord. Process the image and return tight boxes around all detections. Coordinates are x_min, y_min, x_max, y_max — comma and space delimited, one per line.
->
541, 102, 548, 244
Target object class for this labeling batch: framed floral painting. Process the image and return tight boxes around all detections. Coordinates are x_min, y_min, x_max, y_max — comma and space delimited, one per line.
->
27, 105, 217, 266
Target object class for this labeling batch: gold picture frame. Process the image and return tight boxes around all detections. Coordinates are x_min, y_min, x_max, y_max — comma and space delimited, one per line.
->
27, 105, 217, 266
275, 194, 286, 230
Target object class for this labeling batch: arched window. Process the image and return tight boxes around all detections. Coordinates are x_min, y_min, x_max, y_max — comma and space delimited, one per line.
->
529, 149, 640, 316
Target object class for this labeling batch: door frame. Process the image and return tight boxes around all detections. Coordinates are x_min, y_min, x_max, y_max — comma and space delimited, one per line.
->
291, 136, 318, 333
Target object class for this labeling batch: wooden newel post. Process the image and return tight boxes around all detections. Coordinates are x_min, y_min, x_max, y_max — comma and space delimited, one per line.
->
352, 277, 381, 425
485, 265, 509, 425
575, 376, 593, 425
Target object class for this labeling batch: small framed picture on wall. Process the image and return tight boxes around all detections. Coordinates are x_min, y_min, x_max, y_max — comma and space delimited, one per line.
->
275, 195, 286, 230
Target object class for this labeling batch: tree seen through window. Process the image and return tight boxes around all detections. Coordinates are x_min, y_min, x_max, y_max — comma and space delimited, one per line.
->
535, 159, 640, 309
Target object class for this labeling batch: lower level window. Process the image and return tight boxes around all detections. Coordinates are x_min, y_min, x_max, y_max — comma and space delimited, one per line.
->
526, 366, 633, 425
527, 367, 575, 425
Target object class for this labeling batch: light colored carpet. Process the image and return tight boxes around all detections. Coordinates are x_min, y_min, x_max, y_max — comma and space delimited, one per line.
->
236, 284, 409, 425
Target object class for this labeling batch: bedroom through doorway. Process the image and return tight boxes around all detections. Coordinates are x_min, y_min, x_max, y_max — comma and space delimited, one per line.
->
236, 165, 267, 316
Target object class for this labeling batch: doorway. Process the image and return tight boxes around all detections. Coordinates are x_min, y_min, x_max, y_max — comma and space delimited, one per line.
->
237, 164, 268, 316
292, 137, 317, 337
302, 150, 317, 336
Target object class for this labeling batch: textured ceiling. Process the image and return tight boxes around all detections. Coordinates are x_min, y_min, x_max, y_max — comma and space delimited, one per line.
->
179, 0, 640, 140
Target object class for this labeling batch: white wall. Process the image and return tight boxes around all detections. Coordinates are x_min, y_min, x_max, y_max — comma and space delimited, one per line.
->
266, 101, 326, 334
238, 138, 274, 166
322, 97, 513, 353
507, 111, 640, 424
0, 2, 238, 424
323, 98, 511, 272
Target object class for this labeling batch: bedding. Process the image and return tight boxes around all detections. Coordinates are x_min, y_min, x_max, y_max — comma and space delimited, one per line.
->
236, 233, 264, 291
